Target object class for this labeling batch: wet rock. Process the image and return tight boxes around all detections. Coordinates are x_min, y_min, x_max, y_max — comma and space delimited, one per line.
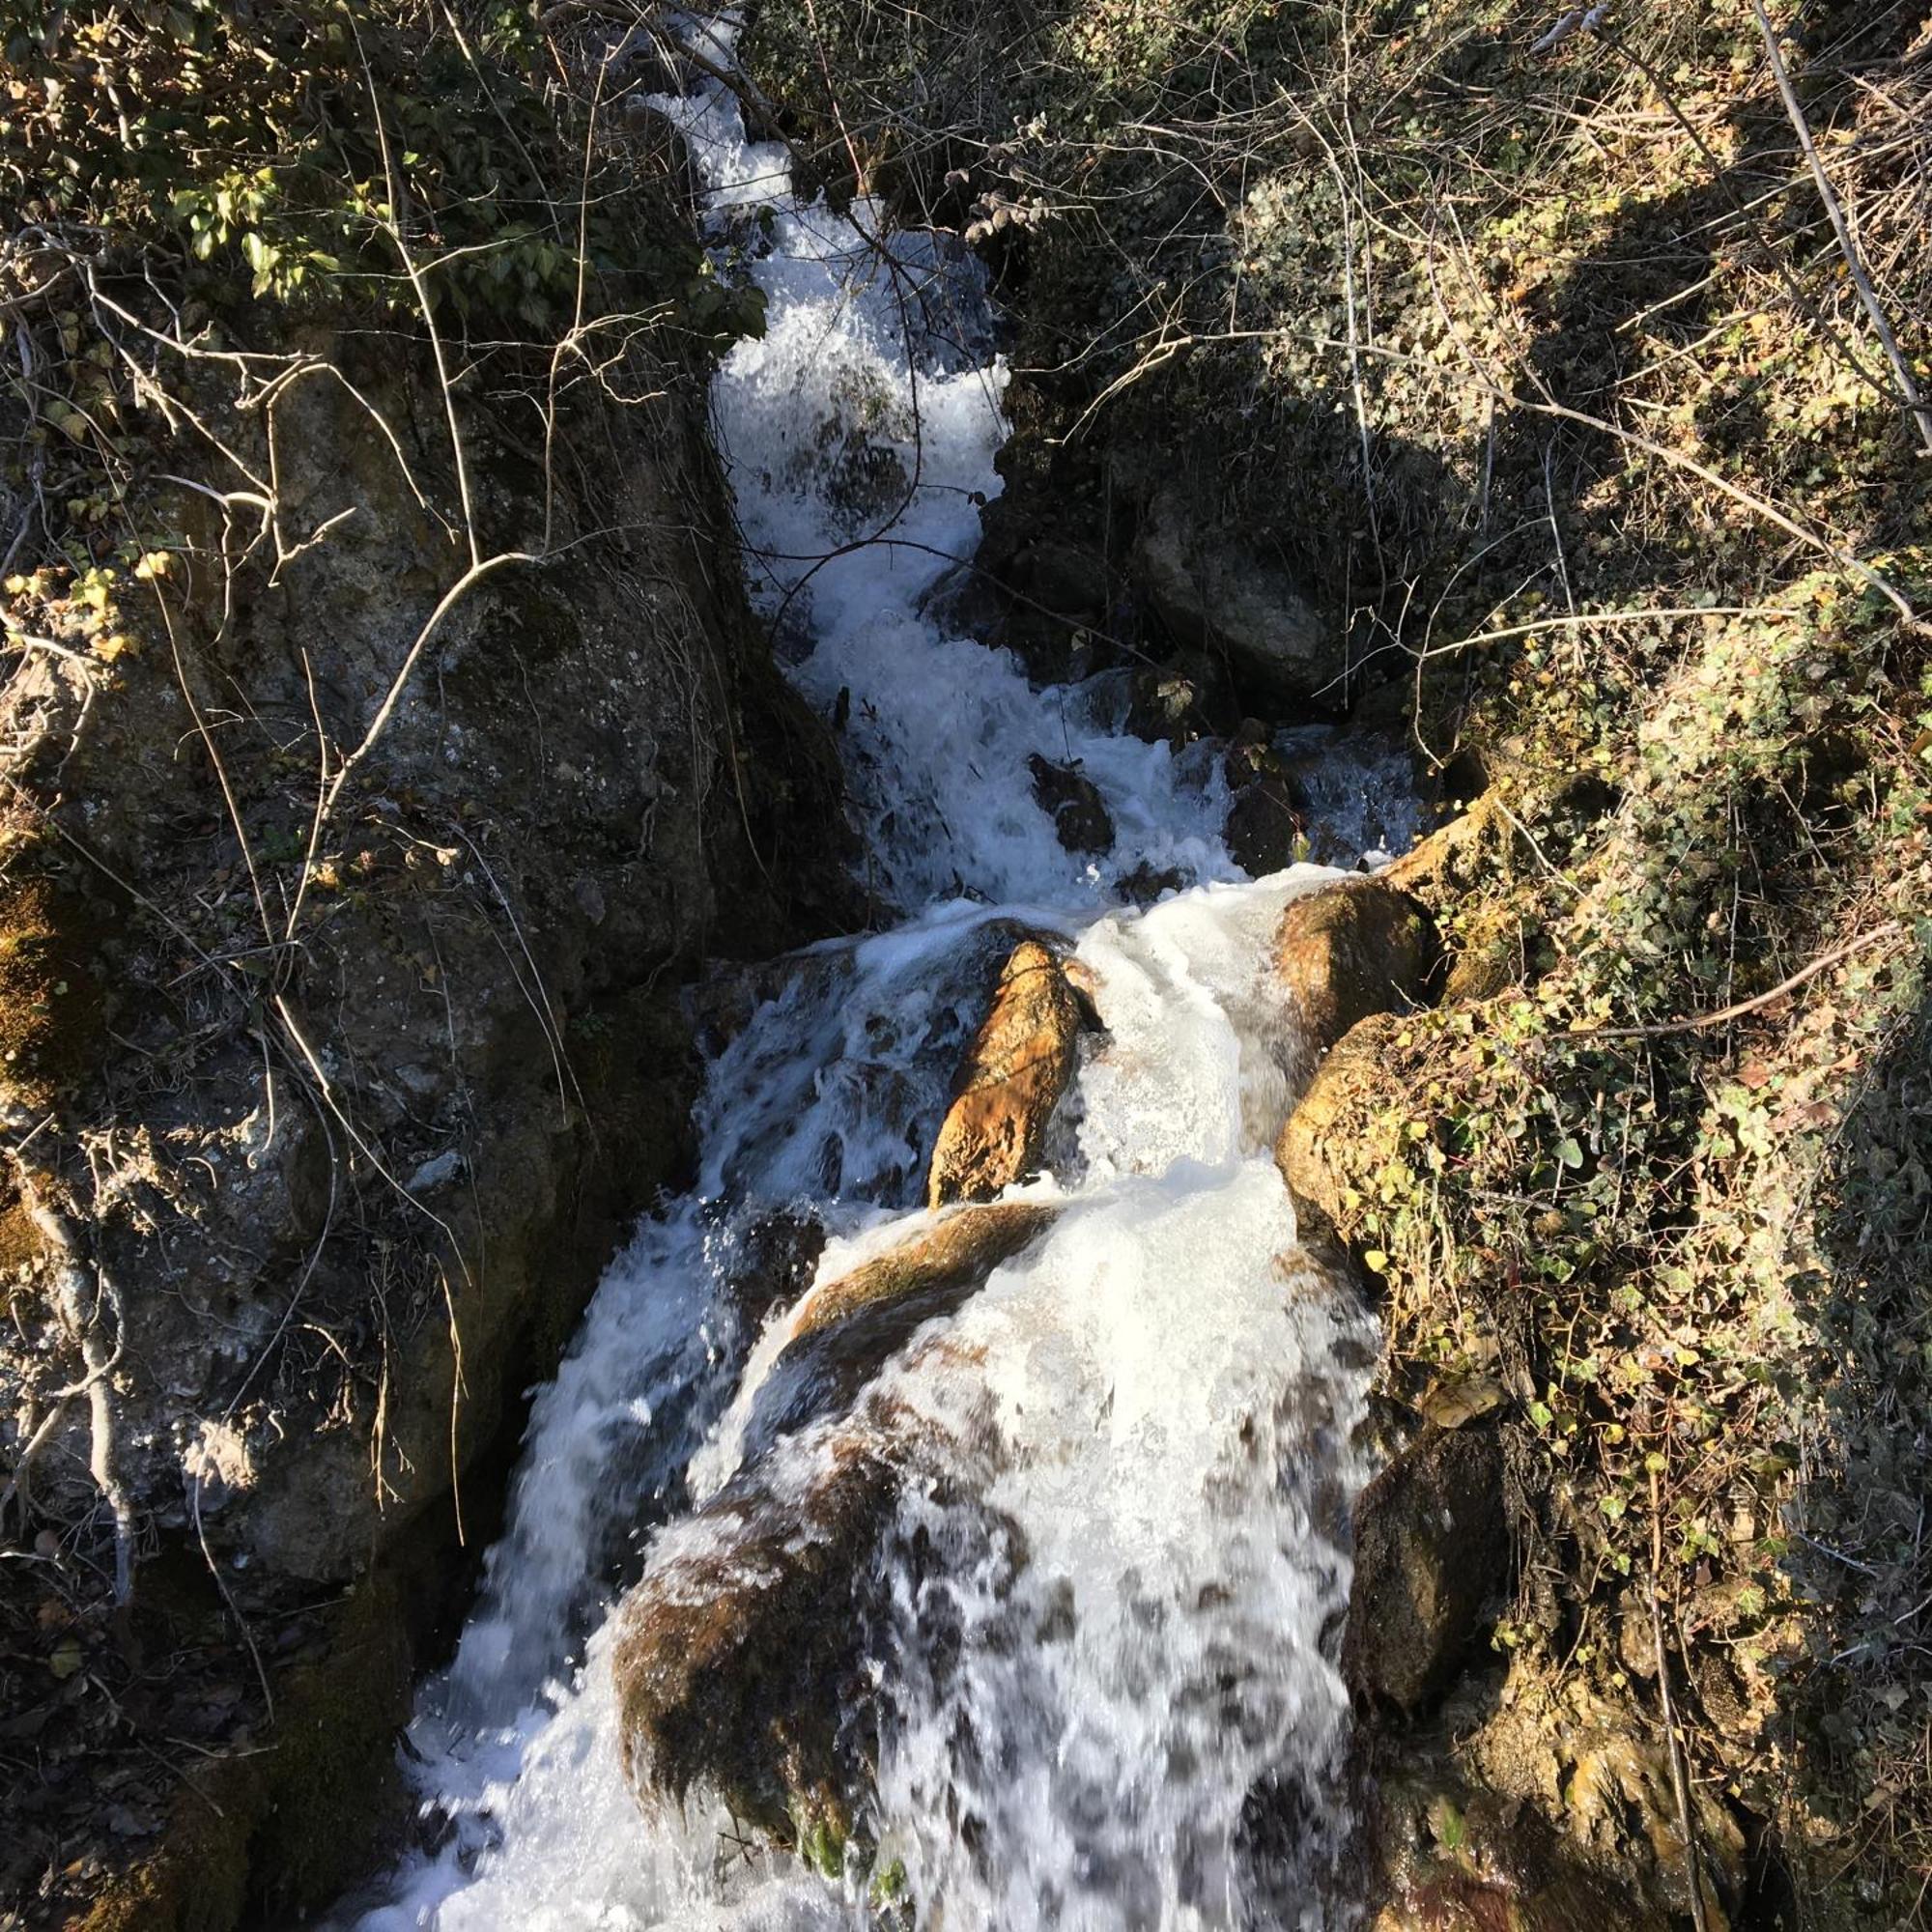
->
1118, 860, 1186, 906
1274, 877, 1440, 1058
1125, 650, 1238, 748
1028, 753, 1115, 855
1225, 766, 1309, 876
722, 1210, 829, 1331
1344, 1425, 1508, 1717
1225, 725, 1311, 877
1276, 1011, 1402, 1231
1134, 485, 1340, 701
611, 1432, 894, 1839
741, 1204, 1059, 1464
788, 1203, 1060, 1348
927, 939, 1091, 1208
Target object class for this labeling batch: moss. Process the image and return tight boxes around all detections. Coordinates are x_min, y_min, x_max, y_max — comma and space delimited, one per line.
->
0, 870, 108, 1118
789, 1796, 851, 1882
0, 1179, 45, 1314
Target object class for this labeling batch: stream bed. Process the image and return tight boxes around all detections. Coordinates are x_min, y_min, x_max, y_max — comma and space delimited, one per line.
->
338, 17, 1415, 1927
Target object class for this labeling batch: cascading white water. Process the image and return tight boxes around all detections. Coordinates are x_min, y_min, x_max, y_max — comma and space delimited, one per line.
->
341, 16, 1408, 1929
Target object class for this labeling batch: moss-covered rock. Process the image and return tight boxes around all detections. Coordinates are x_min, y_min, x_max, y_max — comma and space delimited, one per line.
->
74, 1572, 415, 1931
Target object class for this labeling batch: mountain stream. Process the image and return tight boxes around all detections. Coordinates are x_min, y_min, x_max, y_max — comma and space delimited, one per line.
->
341, 18, 1418, 1928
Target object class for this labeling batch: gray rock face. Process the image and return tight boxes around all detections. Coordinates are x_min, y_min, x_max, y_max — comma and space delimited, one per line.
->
1134, 486, 1342, 701
0, 320, 854, 1593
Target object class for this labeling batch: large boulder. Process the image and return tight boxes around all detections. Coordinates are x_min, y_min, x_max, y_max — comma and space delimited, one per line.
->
927, 939, 1092, 1208
1134, 485, 1341, 702
1344, 1424, 1509, 1717
611, 1429, 894, 1843
1275, 878, 1441, 1059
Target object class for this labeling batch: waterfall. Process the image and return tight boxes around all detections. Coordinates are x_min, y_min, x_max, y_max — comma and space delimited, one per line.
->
339, 15, 1406, 1928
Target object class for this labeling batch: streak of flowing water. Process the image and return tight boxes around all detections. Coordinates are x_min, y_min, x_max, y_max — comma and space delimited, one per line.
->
343, 16, 1406, 1928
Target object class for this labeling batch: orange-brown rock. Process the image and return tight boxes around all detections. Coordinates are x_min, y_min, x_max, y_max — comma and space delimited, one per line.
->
787, 1201, 1060, 1346
1274, 1010, 1405, 1236
732, 1203, 1060, 1465
926, 939, 1089, 1208
1274, 877, 1440, 1059
1382, 797, 1523, 1002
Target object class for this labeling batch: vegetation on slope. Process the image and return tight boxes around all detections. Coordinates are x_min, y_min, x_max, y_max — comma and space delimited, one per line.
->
0, 6, 820, 1923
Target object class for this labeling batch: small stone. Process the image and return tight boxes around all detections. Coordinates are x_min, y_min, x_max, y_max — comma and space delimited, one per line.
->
1028, 754, 1115, 856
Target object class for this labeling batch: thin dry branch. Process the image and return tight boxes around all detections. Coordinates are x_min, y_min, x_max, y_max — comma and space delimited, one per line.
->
1748, 0, 1932, 457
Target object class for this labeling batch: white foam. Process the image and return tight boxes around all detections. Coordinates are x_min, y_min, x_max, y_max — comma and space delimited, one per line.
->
334, 23, 1399, 1930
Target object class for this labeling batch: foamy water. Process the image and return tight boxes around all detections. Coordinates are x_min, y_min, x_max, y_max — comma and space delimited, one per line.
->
336, 15, 1398, 1928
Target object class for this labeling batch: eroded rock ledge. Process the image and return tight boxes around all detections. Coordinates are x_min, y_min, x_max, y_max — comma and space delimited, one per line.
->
1, 296, 855, 1923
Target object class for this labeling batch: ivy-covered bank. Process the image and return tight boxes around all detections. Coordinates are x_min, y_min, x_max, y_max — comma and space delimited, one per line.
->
743, 0, 1932, 1919
0, 6, 849, 1923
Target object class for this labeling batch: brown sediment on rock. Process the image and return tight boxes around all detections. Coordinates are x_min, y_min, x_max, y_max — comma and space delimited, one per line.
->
611, 1428, 895, 1839
787, 1200, 1059, 1345
927, 938, 1092, 1208
1382, 797, 1527, 1004
728, 1203, 1059, 1463
0, 865, 109, 1122
1357, 1674, 1748, 1932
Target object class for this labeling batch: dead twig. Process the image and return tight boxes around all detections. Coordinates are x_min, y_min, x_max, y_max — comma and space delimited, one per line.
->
1573, 921, 1903, 1041
1748, 0, 1932, 457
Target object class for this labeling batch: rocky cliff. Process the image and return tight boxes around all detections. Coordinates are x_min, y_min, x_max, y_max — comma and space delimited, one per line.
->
0, 243, 853, 1931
